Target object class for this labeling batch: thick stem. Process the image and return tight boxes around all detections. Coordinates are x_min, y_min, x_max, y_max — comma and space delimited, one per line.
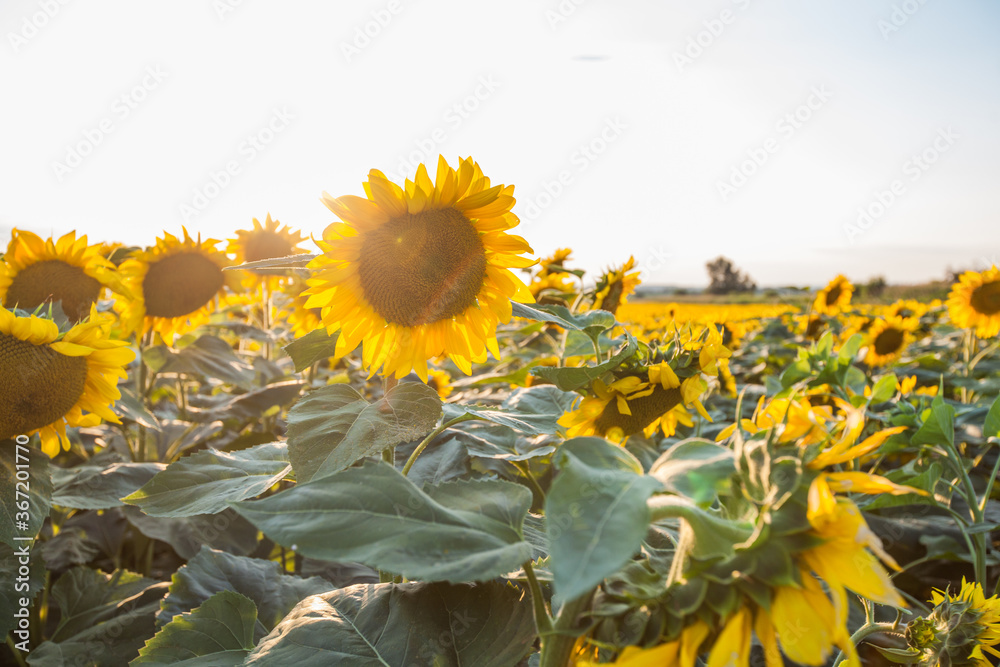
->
832, 622, 899, 667
523, 561, 553, 636
539, 591, 593, 667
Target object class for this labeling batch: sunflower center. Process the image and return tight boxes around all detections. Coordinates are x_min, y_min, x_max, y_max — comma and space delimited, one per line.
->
242, 231, 295, 275
970, 280, 1000, 316
357, 208, 487, 327
874, 327, 905, 356
825, 285, 842, 307
0, 333, 88, 440
4, 260, 102, 321
142, 252, 224, 318
594, 385, 683, 437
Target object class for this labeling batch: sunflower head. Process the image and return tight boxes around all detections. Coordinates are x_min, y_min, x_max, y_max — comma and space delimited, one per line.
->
948, 266, 1000, 338
864, 316, 916, 367
813, 275, 854, 316
228, 213, 308, 287
304, 156, 535, 381
0, 229, 126, 321
906, 579, 1000, 666
1, 305, 133, 456
117, 228, 236, 345
593, 257, 641, 316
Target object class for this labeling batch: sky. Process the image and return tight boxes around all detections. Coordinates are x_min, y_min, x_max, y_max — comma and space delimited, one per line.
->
1, 0, 998, 288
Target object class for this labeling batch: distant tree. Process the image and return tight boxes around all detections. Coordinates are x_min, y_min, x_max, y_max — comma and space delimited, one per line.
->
706, 256, 756, 294
863, 275, 888, 299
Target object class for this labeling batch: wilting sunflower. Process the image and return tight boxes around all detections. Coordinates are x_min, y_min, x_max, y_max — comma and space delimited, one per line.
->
948, 266, 1000, 338
0, 305, 133, 457
863, 316, 916, 367
117, 229, 236, 345
227, 213, 308, 287
813, 275, 853, 316
304, 156, 536, 381
0, 229, 126, 321
593, 256, 641, 316
559, 363, 708, 442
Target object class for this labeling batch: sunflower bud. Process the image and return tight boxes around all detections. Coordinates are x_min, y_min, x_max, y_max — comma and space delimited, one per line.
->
907, 596, 986, 666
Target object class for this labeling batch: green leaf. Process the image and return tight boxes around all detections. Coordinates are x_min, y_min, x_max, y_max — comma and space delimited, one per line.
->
0, 542, 45, 639
286, 381, 442, 482
443, 385, 578, 435
123, 442, 291, 518
530, 333, 638, 392
188, 381, 305, 423
870, 373, 899, 404
154, 336, 256, 389
245, 581, 536, 667
837, 333, 864, 362
158, 547, 333, 632
225, 253, 318, 272
124, 507, 259, 560
117, 387, 162, 429
985, 394, 1000, 440
511, 302, 581, 330
648, 495, 754, 562
132, 591, 258, 666
454, 424, 558, 461
545, 437, 662, 601
1, 441, 51, 547
283, 328, 341, 373
649, 439, 735, 506
52, 462, 165, 510
232, 461, 533, 583
912, 395, 956, 448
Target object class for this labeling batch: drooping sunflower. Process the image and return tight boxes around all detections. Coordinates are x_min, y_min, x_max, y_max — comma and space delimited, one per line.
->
593, 256, 641, 316
813, 275, 854, 316
304, 156, 536, 381
1, 305, 133, 457
863, 316, 916, 367
948, 266, 1000, 338
227, 213, 309, 288
0, 229, 127, 321
117, 228, 237, 345
559, 363, 709, 442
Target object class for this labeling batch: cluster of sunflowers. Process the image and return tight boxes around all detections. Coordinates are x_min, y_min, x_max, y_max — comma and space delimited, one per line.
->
3, 156, 1000, 667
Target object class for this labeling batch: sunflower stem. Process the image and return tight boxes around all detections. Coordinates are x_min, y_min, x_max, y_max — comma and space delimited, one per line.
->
511, 460, 546, 504
522, 560, 553, 636
832, 622, 898, 667
538, 591, 593, 667
5, 636, 27, 667
401, 414, 481, 477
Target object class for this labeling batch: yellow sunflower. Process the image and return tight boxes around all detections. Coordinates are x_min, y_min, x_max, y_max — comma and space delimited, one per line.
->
559, 363, 709, 442
277, 277, 323, 339
948, 266, 1000, 338
227, 213, 308, 288
813, 275, 853, 316
593, 256, 641, 316
1, 305, 133, 457
304, 156, 536, 381
427, 368, 453, 400
863, 316, 916, 367
0, 229, 126, 322
909, 579, 1000, 666
117, 228, 237, 345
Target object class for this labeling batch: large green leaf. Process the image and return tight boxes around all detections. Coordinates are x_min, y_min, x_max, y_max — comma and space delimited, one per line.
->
283, 328, 341, 373
52, 462, 165, 510
146, 336, 256, 389
232, 461, 533, 583
545, 437, 663, 601
28, 568, 167, 667
530, 333, 638, 392
443, 385, 578, 435
649, 439, 735, 506
132, 591, 258, 666
913, 395, 956, 448
286, 382, 442, 482
245, 581, 536, 667
122, 442, 291, 518
984, 394, 1000, 441
187, 381, 305, 423
124, 507, 259, 560
1, 441, 51, 547
158, 547, 333, 632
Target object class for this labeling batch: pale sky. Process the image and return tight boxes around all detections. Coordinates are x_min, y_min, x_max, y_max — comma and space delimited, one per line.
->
2, 0, 998, 287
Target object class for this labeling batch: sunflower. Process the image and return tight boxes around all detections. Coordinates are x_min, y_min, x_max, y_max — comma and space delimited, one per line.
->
948, 266, 1000, 338
304, 156, 536, 381
539, 247, 573, 276
227, 213, 308, 287
1, 305, 133, 457
559, 363, 708, 442
0, 229, 126, 321
884, 298, 928, 324
426, 368, 453, 400
277, 277, 323, 339
863, 316, 916, 367
574, 620, 710, 667
813, 275, 853, 316
117, 228, 236, 345
905, 579, 1000, 666
593, 257, 641, 316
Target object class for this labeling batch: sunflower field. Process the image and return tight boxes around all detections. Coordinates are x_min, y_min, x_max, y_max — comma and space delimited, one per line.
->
3, 156, 1000, 667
